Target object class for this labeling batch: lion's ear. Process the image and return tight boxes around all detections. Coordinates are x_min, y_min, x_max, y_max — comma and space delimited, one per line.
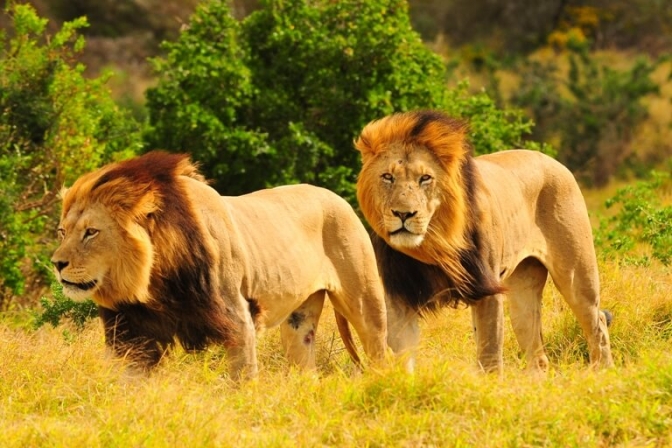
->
354, 135, 375, 162
101, 180, 161, 220
133, 190, 161, 219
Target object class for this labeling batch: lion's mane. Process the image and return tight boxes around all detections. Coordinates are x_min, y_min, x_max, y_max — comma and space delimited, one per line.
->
355, 111, 504, 311
61, 152, 236, 365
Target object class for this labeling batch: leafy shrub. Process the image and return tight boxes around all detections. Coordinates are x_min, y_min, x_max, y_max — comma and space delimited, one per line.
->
594, 171, 672, 266
145, 0, 447, 201
145, 0, 547, 203
0, 4, 142, 308
33, 280, 98, 330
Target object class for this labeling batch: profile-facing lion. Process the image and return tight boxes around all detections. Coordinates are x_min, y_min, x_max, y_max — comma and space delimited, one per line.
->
354, 110, 613, 374
51, 151, 387, 379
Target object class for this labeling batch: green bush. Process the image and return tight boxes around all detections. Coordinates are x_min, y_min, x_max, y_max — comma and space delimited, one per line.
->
33, 280, 98, 331
0, 4, 142, 307
145, 0, 447, 201
145, 0, 547, 203
444, 80, 554, 156
594, 171, 672, 266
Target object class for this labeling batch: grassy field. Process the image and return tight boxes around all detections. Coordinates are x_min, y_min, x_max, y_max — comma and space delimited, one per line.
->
2, 254, 671, 447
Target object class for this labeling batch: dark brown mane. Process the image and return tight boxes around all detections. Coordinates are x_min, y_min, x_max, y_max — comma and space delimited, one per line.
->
87, 151, 236, 368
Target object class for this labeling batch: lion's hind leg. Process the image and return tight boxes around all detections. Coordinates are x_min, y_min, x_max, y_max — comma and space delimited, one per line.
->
549, 264, 614, 369
506, 257, 550, 374
280, 291, 326, 370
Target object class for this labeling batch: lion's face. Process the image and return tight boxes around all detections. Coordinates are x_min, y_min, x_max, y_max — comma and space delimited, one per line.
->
358, 144, 443, 250
51, 201, 153, 307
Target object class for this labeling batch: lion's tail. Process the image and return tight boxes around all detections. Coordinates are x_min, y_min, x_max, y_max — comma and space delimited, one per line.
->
334, 311, 362, 368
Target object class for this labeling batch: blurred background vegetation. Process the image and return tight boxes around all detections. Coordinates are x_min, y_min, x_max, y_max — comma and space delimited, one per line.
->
1, 0, 671, 313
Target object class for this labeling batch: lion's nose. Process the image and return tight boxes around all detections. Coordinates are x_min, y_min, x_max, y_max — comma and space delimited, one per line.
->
392, 210, 417, 222
52, 260, 69, 272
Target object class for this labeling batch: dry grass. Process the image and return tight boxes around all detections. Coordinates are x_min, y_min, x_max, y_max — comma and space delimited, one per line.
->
2, 259, 671, 447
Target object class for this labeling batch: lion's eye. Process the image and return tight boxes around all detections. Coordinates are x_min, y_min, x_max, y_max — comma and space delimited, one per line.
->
419, 174, 433, 185
381, 173, 394, 183
57, 228, 65, 240
83, 228, 99, 240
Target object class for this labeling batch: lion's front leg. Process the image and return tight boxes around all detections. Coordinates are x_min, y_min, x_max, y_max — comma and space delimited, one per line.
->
470, 294, 504, 374
386, 295, 420, 373
225, 297, 259, 381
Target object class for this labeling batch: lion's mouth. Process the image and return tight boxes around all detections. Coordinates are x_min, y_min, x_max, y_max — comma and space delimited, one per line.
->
61, 279, 98, 291
388, 226, 425, 249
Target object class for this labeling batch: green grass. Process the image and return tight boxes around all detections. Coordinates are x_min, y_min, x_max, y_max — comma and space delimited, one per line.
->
1, 260, 671, 447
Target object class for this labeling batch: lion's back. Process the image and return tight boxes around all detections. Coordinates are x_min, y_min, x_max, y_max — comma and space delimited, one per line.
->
203, 183, 378, 299
477, 150, 578, 194
229, 184, 363, 237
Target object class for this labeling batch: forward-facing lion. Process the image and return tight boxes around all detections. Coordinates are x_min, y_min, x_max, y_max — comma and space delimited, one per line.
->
51, 151, 387, 379
355, 110, 613, 374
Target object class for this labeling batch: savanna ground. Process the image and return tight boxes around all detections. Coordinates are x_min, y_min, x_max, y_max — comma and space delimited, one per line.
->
2, 196, 671, 447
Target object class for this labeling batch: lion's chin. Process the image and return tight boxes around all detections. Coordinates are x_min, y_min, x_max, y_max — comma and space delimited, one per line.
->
60, 279, 99, 302
389, 231, 425, 249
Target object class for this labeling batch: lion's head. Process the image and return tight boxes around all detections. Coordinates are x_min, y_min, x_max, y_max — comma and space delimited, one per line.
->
355, 110, 476, 286
51, 152, 206, 310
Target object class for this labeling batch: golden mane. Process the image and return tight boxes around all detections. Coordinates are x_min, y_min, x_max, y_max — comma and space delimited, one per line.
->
60, 151, 210, 309
355, 111, 485, 296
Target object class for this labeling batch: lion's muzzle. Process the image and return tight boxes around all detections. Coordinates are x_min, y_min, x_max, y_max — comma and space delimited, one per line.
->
52, 257, 99, 294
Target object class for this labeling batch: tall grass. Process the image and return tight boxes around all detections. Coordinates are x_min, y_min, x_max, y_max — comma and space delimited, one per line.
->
1, 259, 671, 447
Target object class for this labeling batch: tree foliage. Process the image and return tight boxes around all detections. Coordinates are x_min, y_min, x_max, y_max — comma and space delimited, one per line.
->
145, 0, 547, 202
410, 0, 672, 56
0, 4, 141, 307
145, 0, 447, 200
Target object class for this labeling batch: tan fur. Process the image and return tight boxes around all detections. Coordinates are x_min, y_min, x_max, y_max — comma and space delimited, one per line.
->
52, 152, 388, 379
355, 111, 614, 374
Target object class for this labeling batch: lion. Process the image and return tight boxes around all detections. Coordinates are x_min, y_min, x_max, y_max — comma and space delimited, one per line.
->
51, 151, 388, 380
354, 110, 614, 374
